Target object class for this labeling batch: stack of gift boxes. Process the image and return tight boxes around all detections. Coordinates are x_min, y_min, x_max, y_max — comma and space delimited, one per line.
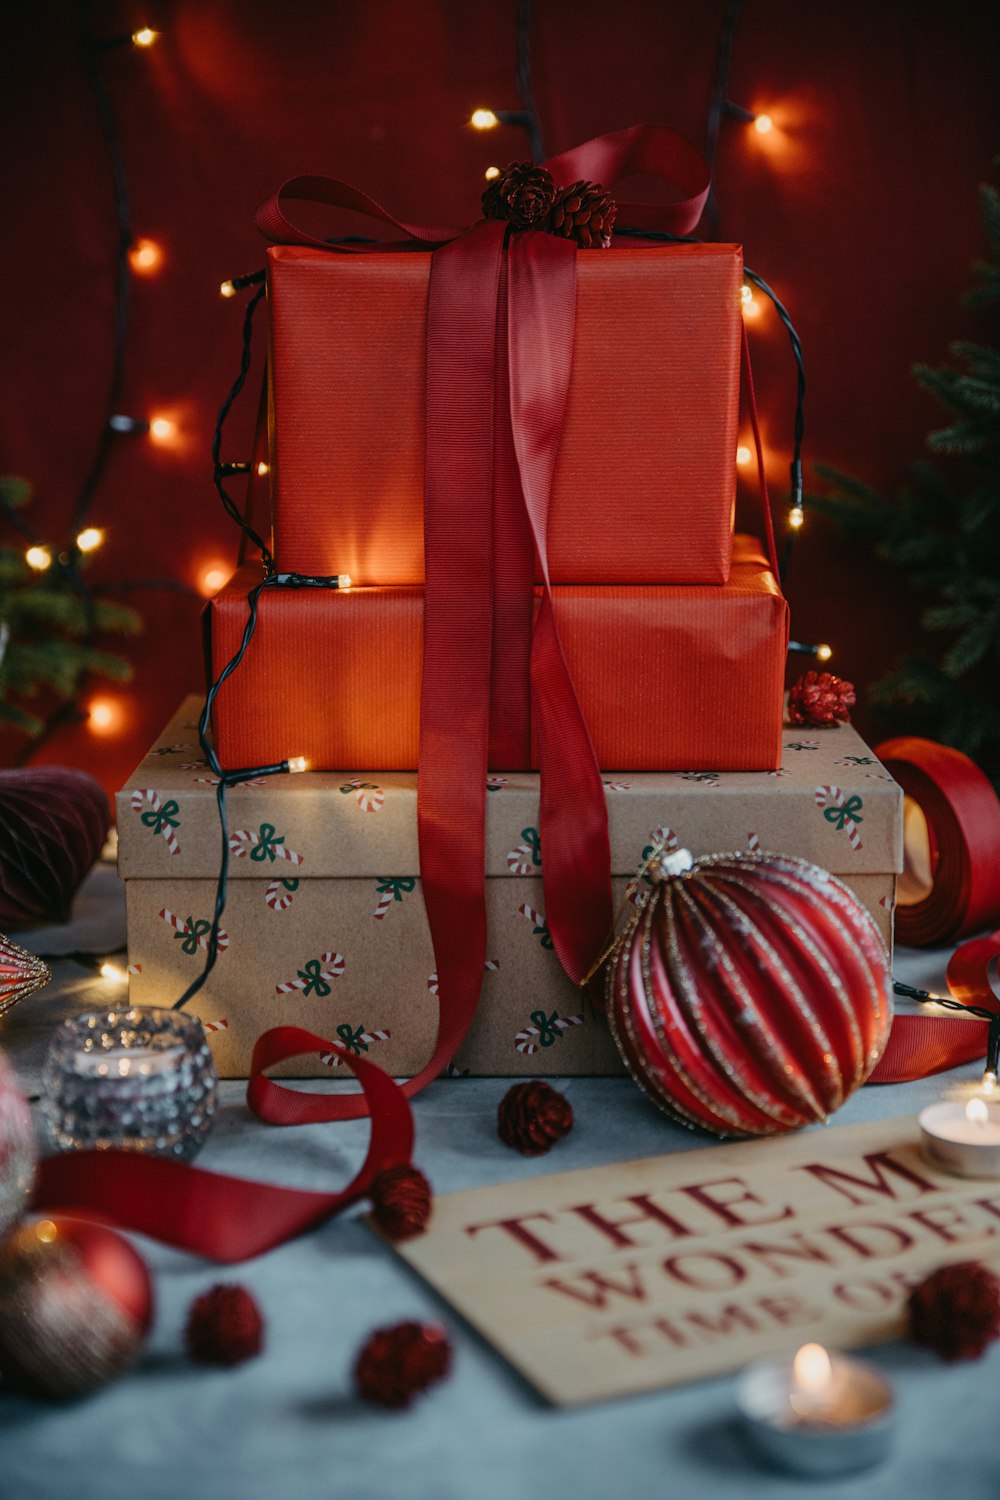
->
117, 229, 903, 1077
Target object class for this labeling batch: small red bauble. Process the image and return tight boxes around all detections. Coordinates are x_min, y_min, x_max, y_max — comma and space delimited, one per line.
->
908, 1261, 1000, 1361
0, 1214, 153, 1398
787, 670, 856, 728
370, 1163, 432, 1241
354, 1320, 452, 1409
498, 1081, 574, 1156
607, 850, 892, 1138
185, 1283, 264, 1366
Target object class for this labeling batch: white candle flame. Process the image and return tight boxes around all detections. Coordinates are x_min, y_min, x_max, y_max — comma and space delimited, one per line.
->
967, 1098, 990, 1128
792, 1343, 833, 1395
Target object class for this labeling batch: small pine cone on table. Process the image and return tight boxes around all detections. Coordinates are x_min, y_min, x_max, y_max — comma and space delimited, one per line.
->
908, 1261, 1000, 1361
547, 180, 616, 248
787, 670, 856, 728
481, 162, 556, 229
354, 1320, 452, 1409
370, 1163, 432, 1241
498, 1080, 574, 1156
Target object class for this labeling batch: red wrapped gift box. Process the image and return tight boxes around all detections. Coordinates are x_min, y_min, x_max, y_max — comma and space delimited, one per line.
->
266, 241, 742, 586
208, 536, 787, 773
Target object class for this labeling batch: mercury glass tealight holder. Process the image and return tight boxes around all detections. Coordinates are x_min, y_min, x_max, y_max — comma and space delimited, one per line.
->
42, 1007, 217, 1161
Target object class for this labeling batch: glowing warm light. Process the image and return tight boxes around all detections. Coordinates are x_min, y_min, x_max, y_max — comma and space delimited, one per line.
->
198, 563, 232, 597
128, 238, 162, 274
220, 280, 237, 298
789, 505, 805, 529
337, 573, 352, 590
741, 283, 753, 306
100, 963, 128, 983
132, 27, 158, 46
471, 109, 499, 130
255, 460, 270, 477
287, 756, 309, 774
792, 1343, 833, 1393
967, 1098, 990, 1126
736, 446, 752, 467
754, 113, 774, 134
88, 698, 123, 734
816, 643, 833, 662
35, 1220, 58, 1244
983, 1071, 999, 1095
25, 545, 52, 571
484, 166, 501, 181
149, 416, 177, 444
76, 527, 105, 553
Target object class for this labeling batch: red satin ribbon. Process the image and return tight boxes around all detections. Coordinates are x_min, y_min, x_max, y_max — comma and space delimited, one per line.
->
32, 1027, 414, 1262
254, 125, 712, 1102
866, 738, 1000, 1083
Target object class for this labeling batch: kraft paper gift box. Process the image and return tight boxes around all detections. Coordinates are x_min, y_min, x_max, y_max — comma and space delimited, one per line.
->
118, 697, 901, 1079
265, 242, 743, 587
208, 535, 788, 774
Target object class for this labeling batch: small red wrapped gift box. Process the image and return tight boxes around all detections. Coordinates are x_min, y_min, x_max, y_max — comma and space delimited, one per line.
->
266, 241, 743, 587
208, 536, 787, 773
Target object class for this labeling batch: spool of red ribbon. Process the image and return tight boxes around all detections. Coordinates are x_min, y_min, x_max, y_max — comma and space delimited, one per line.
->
875, 737, 1000, 946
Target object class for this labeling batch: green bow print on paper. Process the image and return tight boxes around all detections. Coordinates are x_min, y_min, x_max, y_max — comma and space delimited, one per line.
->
336, 1022, 368, 1055
339, 781, 379, 795
249, 822, 285, 862
375, 877, 416, 902
823, 795, 863, 832
279, 878, 299, 894
175, 916, 210, 955
534, 920, 553, 951
531, 1010, 562, 1047
298, 959, 331, 997
141, 799, 180, 835
520, 827, 542, 866
839, 755, 875, 766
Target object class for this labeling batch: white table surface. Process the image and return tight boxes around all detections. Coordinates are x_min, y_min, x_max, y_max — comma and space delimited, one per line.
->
0, 863, 995, 1500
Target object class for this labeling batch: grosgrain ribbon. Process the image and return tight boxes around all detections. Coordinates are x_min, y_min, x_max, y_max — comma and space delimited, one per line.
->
254, 125, 712, 1108
32, 1026, 414, 1262
867, 738, 1000, 1083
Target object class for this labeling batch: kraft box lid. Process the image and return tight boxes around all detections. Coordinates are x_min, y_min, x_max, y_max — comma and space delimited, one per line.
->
117, 697, 903, 883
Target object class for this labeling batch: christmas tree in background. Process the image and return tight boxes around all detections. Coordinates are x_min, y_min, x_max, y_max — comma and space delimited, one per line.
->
811, 169, 1000, 782
0, 476, 141, 742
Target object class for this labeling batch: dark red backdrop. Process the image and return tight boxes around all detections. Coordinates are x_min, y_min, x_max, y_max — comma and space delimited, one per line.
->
3, 0, 998, 794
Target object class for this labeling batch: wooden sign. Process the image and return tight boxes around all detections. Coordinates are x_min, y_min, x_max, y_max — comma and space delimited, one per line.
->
388, 1116, 1000, 1406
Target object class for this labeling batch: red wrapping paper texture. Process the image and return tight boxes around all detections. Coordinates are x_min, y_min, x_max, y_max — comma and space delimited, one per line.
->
209, 536, 786, 772
267, 242, 742, 586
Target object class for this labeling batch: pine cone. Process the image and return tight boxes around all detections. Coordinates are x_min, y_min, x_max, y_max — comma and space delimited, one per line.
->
787, 670, 856, 728
908, 1261, 1000, 1361
547, 180, 616, 249
354, 1320, 452, 1409
497, 1080, 573, 1156
481, 161, 556, 229
370, 1163, 432, 1241
185, 1284, 264, 1367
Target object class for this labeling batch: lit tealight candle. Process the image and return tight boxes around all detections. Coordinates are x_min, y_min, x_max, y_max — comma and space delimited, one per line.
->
737, 1342, 895, 1476
920, 1096, 1000, 1178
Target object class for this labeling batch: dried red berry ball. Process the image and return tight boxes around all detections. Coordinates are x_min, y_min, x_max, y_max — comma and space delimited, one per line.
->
498, 1080, 574, 1156
185, 1283, 264, 1367
787, 670, 856, 728
908, 1261, 1000, 1361
354, 1320, 452, 1409
370, 1163, 433, 1241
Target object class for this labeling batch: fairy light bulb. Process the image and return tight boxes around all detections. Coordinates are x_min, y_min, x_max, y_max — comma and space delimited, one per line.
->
736, 446, 752, 467
337, 574, 352, 590
255, 460, 270, 477
741, 283, 753, 306
982, 1070, 998, 1095
149, 416, 177, 445
484, 166, 501, 181
471, 109, 499, 130
132, 27, 158, 47
287, 756, 309, 774
25, 545, 52, 571
100, 963, 127, 984
789, 505, 805, 529
754, 113, 773, 134
198, 562, 232, 597
76, 527, 104, 554
816, 643, 833, 662
88, 698, 122, 734
128, 238, 162, 274
219, 280, 237, 298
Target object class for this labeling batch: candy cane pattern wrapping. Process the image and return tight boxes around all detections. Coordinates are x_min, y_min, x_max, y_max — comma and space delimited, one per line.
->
229, 824, 304, 865
340, 779, 385, 813
514, 1012, 583, 1054
265, 877, 300, 912
321, 1027, 391, 1068
159, 908, 229, 952
506, 827, 541, 876
131, 789, 181, 856
815, 784, 864, 851
275, 951, 345, 996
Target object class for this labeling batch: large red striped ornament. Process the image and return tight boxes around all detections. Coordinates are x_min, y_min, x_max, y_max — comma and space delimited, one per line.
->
606, 850, 892, 1138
